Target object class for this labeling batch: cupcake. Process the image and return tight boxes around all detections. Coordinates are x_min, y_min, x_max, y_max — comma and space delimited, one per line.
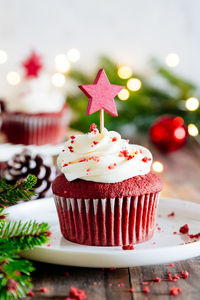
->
52, 123, 163, 246
0, 52, 70, 145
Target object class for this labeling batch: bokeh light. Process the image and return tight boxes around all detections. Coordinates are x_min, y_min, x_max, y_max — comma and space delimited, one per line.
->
185, 97, 199, 111
118, 88, 130, 100
7, 72, 21, 85
152, 161, 164, 173
55, 54, 70, 73
118, 66, 132, 79
67, 49, 80, 62
174, 127, 186, 140
165, 53, 180, 67
188, 124, 199, 137
127, 78, 142, 91
51, 73, 66, 87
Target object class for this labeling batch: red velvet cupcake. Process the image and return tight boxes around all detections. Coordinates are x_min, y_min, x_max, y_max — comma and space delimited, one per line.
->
0, 53, 70, 145
52, 124, 163, 246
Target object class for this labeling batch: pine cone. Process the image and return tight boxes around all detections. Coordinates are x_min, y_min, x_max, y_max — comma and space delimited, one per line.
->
3, 149, 57, 199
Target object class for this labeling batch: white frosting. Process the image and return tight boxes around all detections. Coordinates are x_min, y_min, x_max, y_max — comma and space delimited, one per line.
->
5, 73, 66, 113
57, 126, 153, 183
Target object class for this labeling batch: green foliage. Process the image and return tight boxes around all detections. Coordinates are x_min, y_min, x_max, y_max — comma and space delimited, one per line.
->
0, 175, 36, 208
66, 56, 200, 133
0, 175, 51, 299
0, 220, 50, 256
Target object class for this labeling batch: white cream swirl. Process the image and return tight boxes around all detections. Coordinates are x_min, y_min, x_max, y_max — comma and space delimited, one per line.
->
57, 126, 153, 183
5, 73, 66, 113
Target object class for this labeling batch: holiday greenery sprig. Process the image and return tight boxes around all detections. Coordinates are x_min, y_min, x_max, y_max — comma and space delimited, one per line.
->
66, 56, 200, 135
0, 175, 51, 300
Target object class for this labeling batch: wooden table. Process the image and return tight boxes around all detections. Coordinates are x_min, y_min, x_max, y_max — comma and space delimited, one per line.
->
30, 138, 200, 300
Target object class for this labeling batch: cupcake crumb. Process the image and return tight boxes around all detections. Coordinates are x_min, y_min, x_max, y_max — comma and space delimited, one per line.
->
179, 224, 189, 234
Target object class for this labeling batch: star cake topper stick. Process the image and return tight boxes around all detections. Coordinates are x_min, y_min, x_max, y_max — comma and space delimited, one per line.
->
79, 68, 124, 133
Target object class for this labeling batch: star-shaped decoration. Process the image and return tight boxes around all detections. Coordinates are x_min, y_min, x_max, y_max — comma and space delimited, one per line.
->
79, 69, 124, 116
22, 51, 43, 78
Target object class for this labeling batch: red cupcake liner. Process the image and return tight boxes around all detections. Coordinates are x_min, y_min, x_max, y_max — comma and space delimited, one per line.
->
1, 106, 70, 145
54, 192, 160, 246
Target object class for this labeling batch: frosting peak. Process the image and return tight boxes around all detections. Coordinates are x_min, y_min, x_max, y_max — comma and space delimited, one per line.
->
58, 125, 153, 183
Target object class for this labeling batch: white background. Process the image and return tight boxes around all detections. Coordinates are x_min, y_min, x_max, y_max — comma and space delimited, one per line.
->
0, 0, 199, 83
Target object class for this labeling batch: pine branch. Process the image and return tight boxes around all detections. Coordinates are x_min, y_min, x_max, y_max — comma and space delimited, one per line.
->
0, 220, 50, 256
0, 256, 34, 300
0, 175, 37, 208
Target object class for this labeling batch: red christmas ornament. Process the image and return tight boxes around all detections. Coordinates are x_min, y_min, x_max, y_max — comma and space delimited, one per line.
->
150, 116, 187, 153
79, 68, 124, 116
22, 51, 42, 78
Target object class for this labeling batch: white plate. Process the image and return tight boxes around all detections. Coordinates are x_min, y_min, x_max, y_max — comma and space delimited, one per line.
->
6, 197, 200, 268
0, 143, 65, 160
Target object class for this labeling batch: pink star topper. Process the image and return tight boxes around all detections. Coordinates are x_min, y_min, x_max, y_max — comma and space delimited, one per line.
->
79, 69, 124, 132
22, 51, 43, 78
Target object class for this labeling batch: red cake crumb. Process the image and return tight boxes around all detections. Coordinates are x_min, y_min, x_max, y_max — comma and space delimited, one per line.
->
173, 274, 180, 280
93, 141, 99, 145
179, 224, 189, 234
122, 244, 134, 250
69, 287, 86, 300
65, 272, 70, 277
129, 288, 134, 293
157, 227, 161, 231
168, 212, 175, 217
153, 277, 161, 282
112, 137, 117, 142
189, 233, 200, 239
27, 291, 34, 297
47, 244, 51, 247
70, 136, 75, 139
173, 232, 177, 235
181, 271, 189, 279
71, 140, 74, 144
40, 287, 49, 294
170, 286, 182, 296
169, 262, 174, 267
86, 169, 91, 172
110, 267, 116, 271
143, 286, 150, 294
89, 123, 97, 132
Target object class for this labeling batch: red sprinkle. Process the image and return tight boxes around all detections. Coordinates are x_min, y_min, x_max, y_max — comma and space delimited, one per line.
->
112, 137, 117, 142
40, 287, 49, 294
69, 287, 87, 300
129, 288, 134, 293
157, 227, 161, 231
170, 286, 182, 296
122, 244, 134, 250
142, 157, 148, 163
70, 136, 75, 139
168, 212, 175, 217
153, 277, 161, 282
63, 163, 68, 167
119, 150, 129, 158
189, 233, 200, 239
47, 244, 51, 247
169, 262, 174, 267
182, 271, 189, 279
179, 224, 189, 234
173, 274, 180, 280
143, 286, 150, 294
27, 291, 34, 297
93, 141, 99, 145
89, 123, 97, 132
86, 168, 91, 172
139, 149, 143, 154
71, 140, 74, 144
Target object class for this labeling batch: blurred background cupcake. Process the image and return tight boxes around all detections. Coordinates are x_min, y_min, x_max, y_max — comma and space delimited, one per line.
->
0, 52, 70, 145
